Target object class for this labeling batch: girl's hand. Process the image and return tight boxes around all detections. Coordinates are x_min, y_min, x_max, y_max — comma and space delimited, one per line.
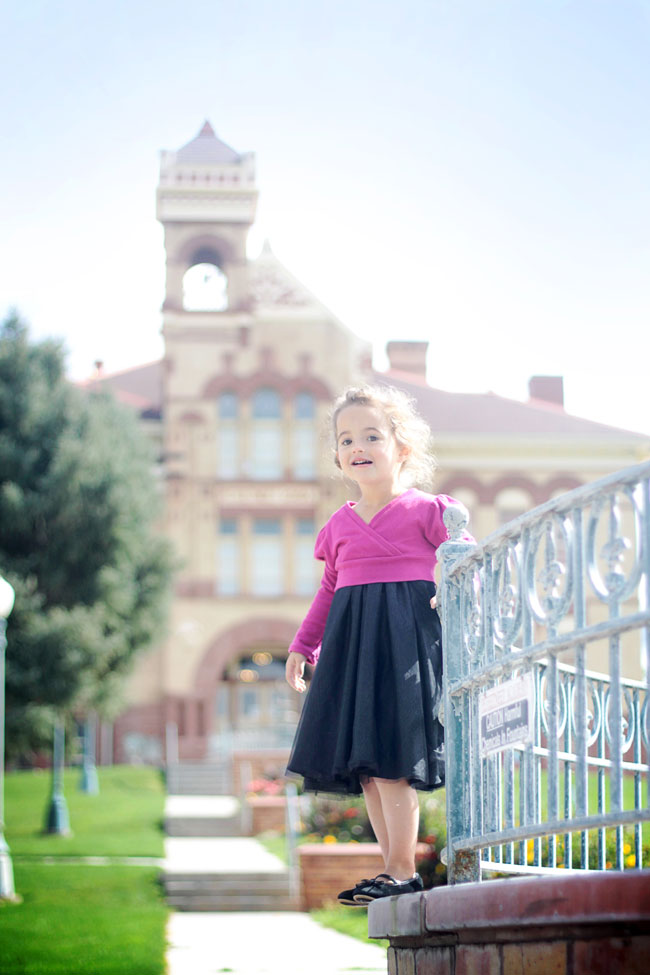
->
286, 651, 307, 693
430, 595, 437, 610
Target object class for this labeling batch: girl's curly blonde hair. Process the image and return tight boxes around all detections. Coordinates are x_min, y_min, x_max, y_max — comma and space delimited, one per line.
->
330, 384, 437, 489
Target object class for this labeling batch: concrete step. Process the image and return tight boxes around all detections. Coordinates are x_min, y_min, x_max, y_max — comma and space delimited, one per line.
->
166, 894, 298, 911
163, 837, 296, 911
164, 796, 242, 837
167, 762, 232, 795
164, 873, 298, 911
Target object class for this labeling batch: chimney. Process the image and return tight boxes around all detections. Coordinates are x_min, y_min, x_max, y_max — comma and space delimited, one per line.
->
529, 375, 564, 408
386, 341, 428, 379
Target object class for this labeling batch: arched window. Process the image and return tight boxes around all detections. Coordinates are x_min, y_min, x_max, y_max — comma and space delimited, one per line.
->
294, 392, 315, 419
183, 263, 228, 311
250, 388, 283, 480
252, 388, 282, 419
292, 392, 316, 480
217, 392, 239, 478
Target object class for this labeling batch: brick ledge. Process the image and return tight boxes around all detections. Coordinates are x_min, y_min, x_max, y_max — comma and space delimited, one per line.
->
368, 870, 650, 940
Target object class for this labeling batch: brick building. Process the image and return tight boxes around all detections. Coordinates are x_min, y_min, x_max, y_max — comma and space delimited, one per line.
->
81, 123, 649, 765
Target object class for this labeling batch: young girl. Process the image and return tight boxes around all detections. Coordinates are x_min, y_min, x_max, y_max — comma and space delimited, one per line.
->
285, 384, 471, 904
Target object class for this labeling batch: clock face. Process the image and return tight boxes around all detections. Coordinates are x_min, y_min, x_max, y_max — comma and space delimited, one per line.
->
183, 262, 228, 311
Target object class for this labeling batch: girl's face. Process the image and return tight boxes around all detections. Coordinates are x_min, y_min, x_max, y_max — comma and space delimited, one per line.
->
335, 403, 408, 488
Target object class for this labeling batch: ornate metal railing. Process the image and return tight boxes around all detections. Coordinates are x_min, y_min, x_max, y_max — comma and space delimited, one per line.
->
438, 460, 650, 883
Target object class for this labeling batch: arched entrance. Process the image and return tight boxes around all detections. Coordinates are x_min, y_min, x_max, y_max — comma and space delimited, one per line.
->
194, 618, 307, 756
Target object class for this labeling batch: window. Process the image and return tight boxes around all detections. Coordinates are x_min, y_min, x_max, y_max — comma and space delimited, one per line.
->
295, 518, 316, 595
252, 388, 282, 418
250, 388, 283, 479
294, 392, 315, 419
217, 393, 239, 478
219, 392, 238, 419
217, 518, 240, 595
251, 518, 284, 595
292, 392, 316, 480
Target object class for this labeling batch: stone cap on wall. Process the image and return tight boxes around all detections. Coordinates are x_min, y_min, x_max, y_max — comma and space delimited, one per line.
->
368, 870, 650, 941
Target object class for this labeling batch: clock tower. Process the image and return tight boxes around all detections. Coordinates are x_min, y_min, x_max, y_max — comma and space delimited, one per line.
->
156, 121, 257, 318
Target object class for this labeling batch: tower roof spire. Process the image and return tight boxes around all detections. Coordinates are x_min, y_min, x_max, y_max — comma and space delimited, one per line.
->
177, 121, 240, 165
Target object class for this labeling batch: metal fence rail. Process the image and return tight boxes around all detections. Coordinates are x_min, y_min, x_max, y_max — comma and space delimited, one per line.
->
438, 460, 650, 884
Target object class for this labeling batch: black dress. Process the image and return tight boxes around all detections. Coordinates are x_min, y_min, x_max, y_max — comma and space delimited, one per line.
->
286, 580, 445, 796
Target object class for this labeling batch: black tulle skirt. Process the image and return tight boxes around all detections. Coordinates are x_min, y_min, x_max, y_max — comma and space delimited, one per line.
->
286, 580, 445, 796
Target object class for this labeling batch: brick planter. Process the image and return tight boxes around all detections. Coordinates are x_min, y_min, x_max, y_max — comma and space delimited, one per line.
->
368, 870, 650, 974
298, 842, 430, 911
232, 750, 290, 795
246, 795, 287, 835
299, 843, 385, 910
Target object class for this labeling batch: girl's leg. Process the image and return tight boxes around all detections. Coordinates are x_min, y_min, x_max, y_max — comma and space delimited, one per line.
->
372, 777, 420, 880
361, 777, 390, 867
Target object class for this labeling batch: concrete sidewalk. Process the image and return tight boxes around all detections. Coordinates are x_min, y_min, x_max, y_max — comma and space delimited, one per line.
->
167, 911, 387, 975
163, 798, 387, 974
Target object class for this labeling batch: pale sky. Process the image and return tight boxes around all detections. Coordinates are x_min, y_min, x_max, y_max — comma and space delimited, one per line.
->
1, 0, 649, 434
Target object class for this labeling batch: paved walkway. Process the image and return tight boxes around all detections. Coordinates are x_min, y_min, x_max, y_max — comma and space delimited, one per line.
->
167, 911, 387, 975
164, 796, 387, 975
164, 836, 287, 874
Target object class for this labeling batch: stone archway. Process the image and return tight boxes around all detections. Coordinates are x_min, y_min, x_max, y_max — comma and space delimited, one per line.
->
193, 618, 302, 755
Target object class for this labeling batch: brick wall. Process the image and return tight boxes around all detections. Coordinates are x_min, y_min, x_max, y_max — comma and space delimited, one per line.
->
368, 871, 650, 975
298, 843, 386, 910
246, 795, 286, 835
298, 842, 430, 911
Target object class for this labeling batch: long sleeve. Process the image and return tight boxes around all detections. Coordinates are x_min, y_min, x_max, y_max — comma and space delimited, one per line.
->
287, 560, 337, 664
288, 523, 338, 665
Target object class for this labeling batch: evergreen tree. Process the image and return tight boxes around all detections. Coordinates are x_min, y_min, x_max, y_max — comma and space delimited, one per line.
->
0, 311, 174, 760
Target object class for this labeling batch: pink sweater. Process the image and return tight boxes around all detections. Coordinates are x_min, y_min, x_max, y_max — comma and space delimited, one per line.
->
289, 489, 471, 664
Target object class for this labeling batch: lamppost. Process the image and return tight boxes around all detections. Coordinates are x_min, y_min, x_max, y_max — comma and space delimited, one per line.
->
79, 714, 99, 795
45, 716, 71, 835
0, 574, 17, 901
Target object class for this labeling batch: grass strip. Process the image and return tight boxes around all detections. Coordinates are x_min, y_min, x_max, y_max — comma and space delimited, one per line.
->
311, 904, 388, 951
5, 765, 165, 857
0, 863, 168, 975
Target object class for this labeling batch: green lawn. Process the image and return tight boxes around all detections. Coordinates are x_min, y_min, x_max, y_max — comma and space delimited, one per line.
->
1, 864, 168, 975
1, 766, 168, 975
5, 765, 165, 857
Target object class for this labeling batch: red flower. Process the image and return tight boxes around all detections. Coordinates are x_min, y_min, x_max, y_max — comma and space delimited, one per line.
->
343, 808, 359, 819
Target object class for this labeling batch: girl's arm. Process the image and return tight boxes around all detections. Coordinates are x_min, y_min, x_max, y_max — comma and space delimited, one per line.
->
286, 561, 337, 665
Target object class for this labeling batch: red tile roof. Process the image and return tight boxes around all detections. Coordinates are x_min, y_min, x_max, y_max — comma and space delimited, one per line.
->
77, 359, 648, 439
378, 371, 648, 439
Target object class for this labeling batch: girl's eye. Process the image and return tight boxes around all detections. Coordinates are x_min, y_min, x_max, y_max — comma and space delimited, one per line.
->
340, 438, 352, 446
367, 435, 380, 442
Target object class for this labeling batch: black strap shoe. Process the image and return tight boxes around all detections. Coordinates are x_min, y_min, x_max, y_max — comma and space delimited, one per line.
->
353, 872, 424, 903
337, 874, 397, 906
